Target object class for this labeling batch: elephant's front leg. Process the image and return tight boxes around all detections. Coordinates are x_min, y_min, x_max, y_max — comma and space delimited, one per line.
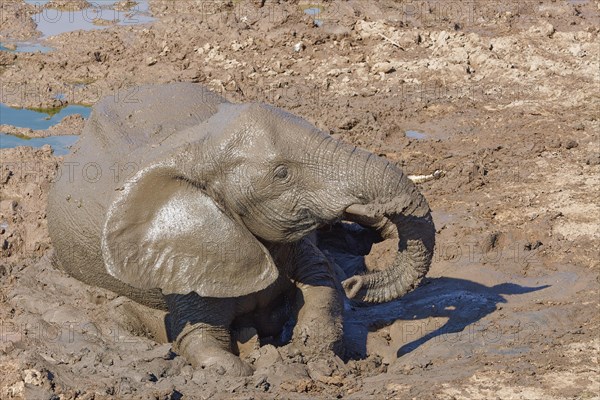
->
288, 240, 344, 356
164, 293, 254, 376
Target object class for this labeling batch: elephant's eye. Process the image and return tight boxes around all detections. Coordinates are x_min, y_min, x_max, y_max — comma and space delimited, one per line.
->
274, 165, 289, 180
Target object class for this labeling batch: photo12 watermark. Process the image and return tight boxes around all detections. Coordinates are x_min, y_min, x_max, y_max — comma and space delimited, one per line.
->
0, 319, 138, 344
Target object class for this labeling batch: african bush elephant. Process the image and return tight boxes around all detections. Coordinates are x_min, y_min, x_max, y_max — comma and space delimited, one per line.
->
47, 83, 435, 375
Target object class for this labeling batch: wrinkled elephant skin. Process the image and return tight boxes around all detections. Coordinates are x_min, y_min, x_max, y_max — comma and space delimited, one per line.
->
47, 83, 435, 375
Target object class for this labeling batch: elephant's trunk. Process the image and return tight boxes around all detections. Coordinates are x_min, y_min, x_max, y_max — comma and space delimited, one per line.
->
340, 147, 436, 303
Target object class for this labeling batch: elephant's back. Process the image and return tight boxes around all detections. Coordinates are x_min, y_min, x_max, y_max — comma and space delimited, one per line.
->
47, 83, 228, 308
84, 83, 227, 153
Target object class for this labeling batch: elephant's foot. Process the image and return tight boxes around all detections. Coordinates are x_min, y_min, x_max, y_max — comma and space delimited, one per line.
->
292, 285, 344, 358
291, 323, 344, 359
174, 326, 254, 376
164, 292, 251, 375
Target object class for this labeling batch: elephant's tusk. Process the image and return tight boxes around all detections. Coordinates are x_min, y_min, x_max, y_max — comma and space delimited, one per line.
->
408, 169, 445, 184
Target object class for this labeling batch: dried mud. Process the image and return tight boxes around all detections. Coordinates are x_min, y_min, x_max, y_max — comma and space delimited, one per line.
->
0, 1, 599, 399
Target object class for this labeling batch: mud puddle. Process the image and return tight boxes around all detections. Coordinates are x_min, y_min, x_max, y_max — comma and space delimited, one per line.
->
405, 130, 428, 140
344, 262, 586, 367
32, 1, 154, 38
330, 212, 590, 370
303, 6, 324, 27
0, 42, 53, 53
24, 0, 50, 5
0, 103, 90, 130
0, 133, 78, 155
405, 128, 451, 141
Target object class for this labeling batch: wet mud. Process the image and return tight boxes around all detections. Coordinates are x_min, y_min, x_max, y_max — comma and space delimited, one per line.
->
1, 0, 599, 398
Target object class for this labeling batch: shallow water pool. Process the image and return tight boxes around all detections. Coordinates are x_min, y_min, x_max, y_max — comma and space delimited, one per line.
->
0, 133, 78, 156
0, 42, 54, 53
0, 103, 91, 130
32, 0, 154, 38
405, 130, 428, 140
303, 6, 324, 27
24, 0, 50, 5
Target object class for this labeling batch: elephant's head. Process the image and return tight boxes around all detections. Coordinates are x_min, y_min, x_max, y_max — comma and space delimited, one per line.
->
101, 96, 435, 303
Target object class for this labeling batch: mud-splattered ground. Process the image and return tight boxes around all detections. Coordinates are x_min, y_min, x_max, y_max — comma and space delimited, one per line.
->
1, 1, 599, 399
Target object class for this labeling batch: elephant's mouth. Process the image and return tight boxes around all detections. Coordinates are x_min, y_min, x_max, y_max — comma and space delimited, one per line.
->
296, 208, 330, 229
291, 219, 327, 239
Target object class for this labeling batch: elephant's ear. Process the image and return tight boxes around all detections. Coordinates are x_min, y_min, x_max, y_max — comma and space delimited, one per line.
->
101, 164, 278, 297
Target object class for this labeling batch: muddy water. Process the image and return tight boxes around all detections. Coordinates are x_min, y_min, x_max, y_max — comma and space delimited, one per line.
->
405, 130, 428, 140
0, 104, 89, 154
0, 103, 90, 130
0, 133, 78, 155
303, 6, 324, 27
344, 266, 554, 357
0, 1, 154, 54
0, 42, 53, 53
321, 214, 589, 372
32, 1, 154, 38
24, 0, 50, 5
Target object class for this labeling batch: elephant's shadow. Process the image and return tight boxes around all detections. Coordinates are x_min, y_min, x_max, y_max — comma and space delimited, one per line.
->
315, 222, 550, 360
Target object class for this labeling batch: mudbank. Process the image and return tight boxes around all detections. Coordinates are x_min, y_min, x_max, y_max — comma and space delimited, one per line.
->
0, 1, 598, 399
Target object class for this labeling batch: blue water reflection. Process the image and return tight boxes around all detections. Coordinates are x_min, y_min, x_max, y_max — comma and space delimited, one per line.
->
0, 133, 79, 155
0, 104, 91, 130
33, 0, 154, 38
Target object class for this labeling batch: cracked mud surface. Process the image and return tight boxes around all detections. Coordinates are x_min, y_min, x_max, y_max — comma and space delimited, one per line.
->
1, 1, 599, 399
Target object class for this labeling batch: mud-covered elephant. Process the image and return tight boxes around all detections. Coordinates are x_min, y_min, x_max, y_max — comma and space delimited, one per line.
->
47, 83, 435, 375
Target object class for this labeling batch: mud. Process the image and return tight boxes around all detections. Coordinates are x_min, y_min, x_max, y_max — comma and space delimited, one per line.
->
1, 0, 599, 399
